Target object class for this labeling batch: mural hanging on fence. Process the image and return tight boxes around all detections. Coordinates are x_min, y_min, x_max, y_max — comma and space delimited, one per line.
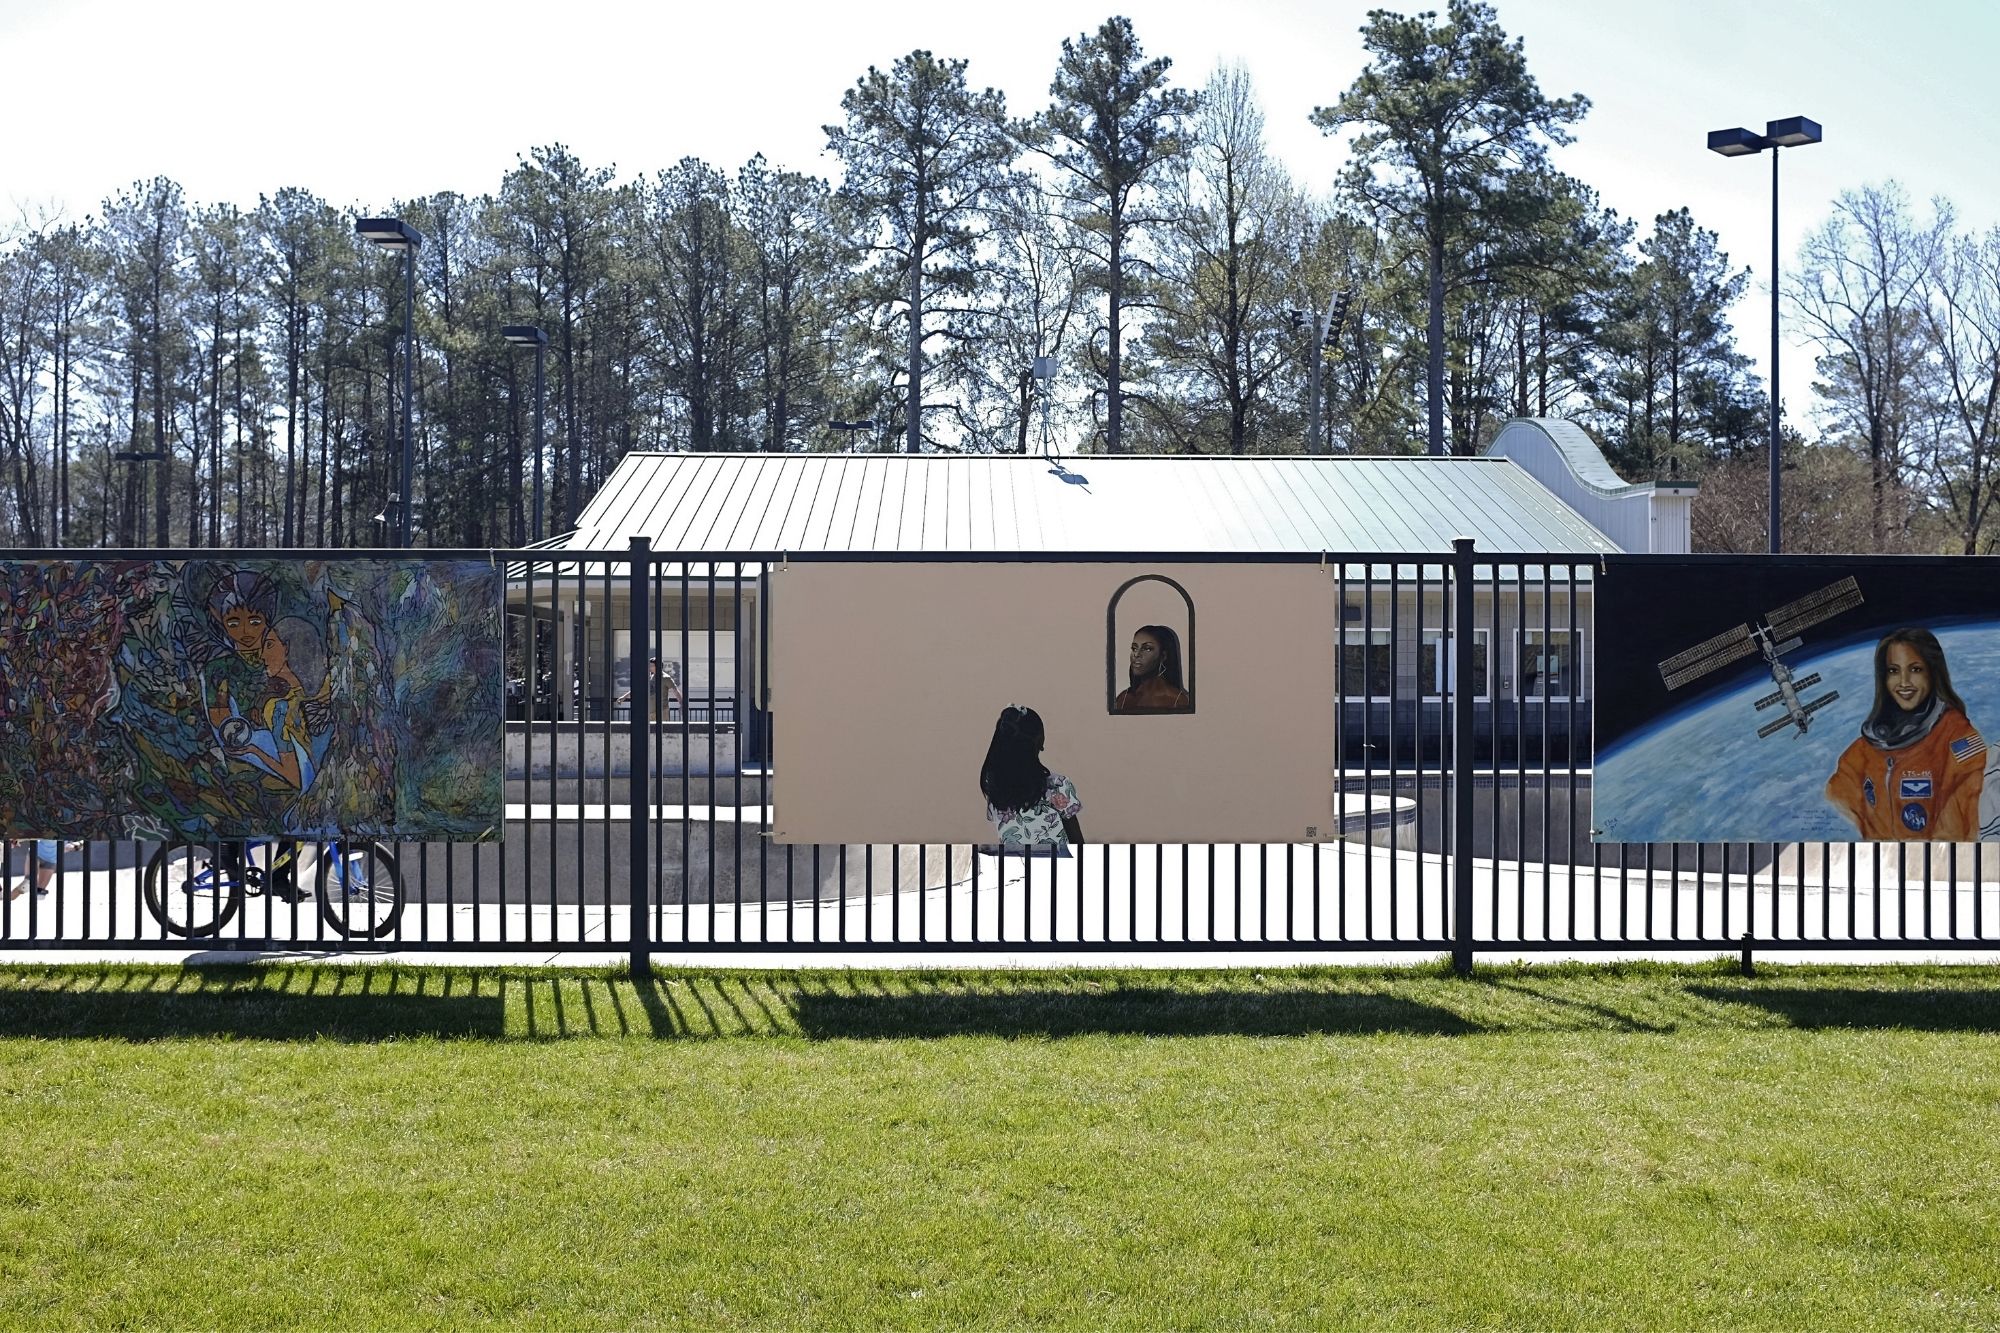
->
0, 558, 503, 842
1594, 556, 2000, 844
769, 562, 1336, 848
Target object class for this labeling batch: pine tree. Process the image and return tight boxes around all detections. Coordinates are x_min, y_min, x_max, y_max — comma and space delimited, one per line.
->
1314, 1, 1585, 455
826, 50, 1014, 453
1031, 17, 1195, 453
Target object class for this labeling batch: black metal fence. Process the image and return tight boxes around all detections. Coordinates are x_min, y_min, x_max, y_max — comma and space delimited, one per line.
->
1, 540, 1995, 966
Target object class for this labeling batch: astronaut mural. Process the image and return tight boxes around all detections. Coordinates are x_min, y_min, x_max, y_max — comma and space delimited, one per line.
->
0, 558, 501, 842
1594, 556, 2000, 844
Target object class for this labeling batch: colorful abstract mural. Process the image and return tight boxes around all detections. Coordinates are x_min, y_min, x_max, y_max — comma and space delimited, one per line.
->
0, 559, 502, 841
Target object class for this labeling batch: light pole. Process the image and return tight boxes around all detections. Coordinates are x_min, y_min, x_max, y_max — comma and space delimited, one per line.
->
1708, 115, 1821, 554
1288, 289, 1353, 454
828, 419, 876, 452
355, 217, 424, 548
502, 325, 548, 543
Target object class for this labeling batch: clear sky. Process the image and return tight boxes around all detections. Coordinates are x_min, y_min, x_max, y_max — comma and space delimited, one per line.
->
6, 0, 1996, 430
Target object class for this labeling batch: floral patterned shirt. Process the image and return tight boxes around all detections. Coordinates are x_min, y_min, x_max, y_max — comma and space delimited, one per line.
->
986, 772, 1082, 850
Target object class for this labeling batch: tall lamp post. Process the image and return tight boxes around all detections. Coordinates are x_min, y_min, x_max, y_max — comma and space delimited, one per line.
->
355, 217, 424, 548
1707, 115, 1821, 555
502, 325, 548, 542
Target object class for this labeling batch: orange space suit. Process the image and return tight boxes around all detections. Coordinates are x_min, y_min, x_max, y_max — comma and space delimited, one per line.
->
1825, 707, 1986, 841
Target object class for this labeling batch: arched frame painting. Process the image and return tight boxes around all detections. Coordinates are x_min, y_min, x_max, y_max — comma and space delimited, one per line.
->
1106, 574, 1195, 715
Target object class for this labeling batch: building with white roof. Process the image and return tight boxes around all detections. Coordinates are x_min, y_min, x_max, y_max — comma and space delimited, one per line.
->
515, 418, 1687, 772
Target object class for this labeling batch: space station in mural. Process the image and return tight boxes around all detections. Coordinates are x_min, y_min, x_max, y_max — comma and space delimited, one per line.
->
0, 558, 503, 842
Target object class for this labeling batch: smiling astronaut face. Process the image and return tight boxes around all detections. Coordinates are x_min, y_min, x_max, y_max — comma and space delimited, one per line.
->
1884, 641, 1932, 713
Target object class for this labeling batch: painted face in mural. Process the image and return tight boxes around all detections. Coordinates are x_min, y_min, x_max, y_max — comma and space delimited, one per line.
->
262, 628, 290, 676
221, 606, 270, 660
1129, 631, 1162, 682
1884, 640, 1932, 712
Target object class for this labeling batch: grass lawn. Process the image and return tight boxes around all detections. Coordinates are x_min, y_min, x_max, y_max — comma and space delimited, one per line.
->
1, 959, 1997, 1330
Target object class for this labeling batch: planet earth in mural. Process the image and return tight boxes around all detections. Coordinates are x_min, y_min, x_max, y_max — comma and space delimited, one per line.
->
1594, 619, 2000, 844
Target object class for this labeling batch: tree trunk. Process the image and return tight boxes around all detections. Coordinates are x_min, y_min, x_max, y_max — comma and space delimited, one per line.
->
1536, 310, 1549, 417
125, 348, 143, 546
1427, 228, 1445, 455
563, 262, 580, 529
209, 308, 223, 545
283, 295, 299, 547
1017, 368, 1032, 453
1107, 214, 1124, 454
232, 325, 245, 548
55, 322, 69, 544
1514, 303, 1529, 418
906, 239, 922, 455
1869, 417, 1885, 552
152, 324, 169, 548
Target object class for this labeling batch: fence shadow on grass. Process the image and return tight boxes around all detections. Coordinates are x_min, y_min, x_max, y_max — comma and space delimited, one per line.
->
0, 964, 507, 1042
9, 965, 1998, 1043
775, 975, 1481, 1040
1686, 985, 2000, 1032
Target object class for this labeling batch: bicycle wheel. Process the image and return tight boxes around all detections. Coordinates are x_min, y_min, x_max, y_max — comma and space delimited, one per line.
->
315, 840, 403, 940
143, 843, 244, 937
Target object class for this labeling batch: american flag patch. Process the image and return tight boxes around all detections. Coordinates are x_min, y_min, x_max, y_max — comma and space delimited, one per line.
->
1951, 734, 1987, 764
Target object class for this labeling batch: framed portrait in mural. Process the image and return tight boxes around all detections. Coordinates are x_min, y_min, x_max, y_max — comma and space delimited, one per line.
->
1106, 574, 1195, 715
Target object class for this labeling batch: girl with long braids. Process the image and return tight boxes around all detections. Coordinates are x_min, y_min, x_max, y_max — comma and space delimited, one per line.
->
979, 705, 1084, 852
1826, 628, 1985, 840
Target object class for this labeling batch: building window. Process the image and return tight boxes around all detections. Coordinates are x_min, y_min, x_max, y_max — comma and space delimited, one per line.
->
1421, 628, 1489, 700
1518, 628, 1583, 701
1340, 629, 1394, 700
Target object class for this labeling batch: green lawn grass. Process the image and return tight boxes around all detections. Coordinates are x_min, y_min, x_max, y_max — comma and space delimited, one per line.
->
1, 960, 1997, 1330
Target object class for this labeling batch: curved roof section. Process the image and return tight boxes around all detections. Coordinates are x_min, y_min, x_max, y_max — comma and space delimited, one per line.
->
1488, 417, 1655, 497
568, 452, 1619, 555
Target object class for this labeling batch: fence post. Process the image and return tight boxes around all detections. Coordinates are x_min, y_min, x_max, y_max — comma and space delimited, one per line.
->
1451, 537, 1476, 976
629, 535, 653, 979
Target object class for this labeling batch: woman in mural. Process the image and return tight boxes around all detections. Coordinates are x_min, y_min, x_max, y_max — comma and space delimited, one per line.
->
1826, 628, 1985, 840
979, 705, 1083, 852
200, 572, 333, 803
1112, 624, 1192, 713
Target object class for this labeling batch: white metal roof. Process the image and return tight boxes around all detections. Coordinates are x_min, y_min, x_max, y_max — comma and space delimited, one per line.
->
566, 453, 1620, 556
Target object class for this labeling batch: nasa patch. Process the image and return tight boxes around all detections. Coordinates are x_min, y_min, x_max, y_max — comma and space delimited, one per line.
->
1902, 802, 1929, 833
1900, 775, 1933, 799
1863, 778, 1876, 807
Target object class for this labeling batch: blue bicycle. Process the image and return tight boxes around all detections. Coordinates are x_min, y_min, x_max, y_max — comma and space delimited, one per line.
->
143, 837, 404, 940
